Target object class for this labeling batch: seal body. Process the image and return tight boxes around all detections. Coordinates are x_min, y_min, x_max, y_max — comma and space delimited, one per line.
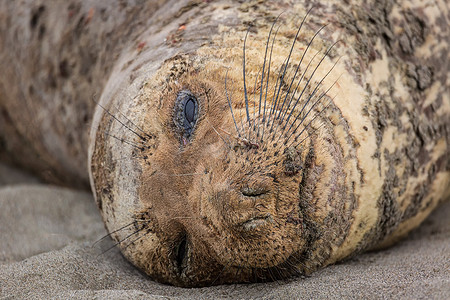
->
0, 0, 449, 287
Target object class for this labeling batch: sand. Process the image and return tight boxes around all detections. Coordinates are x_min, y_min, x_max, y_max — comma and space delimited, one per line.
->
0, 163, 448, 299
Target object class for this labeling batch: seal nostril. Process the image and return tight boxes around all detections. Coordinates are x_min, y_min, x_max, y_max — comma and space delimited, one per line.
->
175, 235, 188, 272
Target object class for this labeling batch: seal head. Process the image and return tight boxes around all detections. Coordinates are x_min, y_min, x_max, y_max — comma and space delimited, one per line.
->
90, 9, 450, 286
91, 32, 347, 285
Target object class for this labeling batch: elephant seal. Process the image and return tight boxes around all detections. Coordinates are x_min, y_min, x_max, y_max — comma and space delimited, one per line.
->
0, 0, 449, 287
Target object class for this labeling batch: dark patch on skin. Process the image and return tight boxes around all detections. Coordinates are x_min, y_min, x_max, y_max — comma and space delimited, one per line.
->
30, 5, 45, 29
335, 1, 394, 78
332, 103, 366, 184
402, 146, 448, 221
408, 64, 433, 91
175, 0, 207, 18
59, 59, 71, 78
333, 1, 447, 193
367, 114, 450, 248
365, 151, 402, 248
397, 10, 428, 55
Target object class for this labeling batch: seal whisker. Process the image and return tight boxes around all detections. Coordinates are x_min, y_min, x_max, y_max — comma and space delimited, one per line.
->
255, 14, 281, 140
287, 82, 341, 146
283, 256, 303, 273
271, 253, 292, 285
92, 221, 137, 247
242, 27, 252, 123
97, 226, 149, 256
267, 57, 307, 139
270, 265, 284, 283
209, 261, 232, 286
274, 24, 328, 126
252, 68, 260, 122
266, 57, 288, 129
104, 131, 145, 151
261, 22, 283, 142
206, 117, 232, 149
229, 77, 246, 138
269, 10, 311, 130
268, 48, 321, 141
92, 96, 148, 142
263, 266, 276, 283
168, 216, 202, 220
160, 172, 205, 177
225, 69, 241, 138
286, 94, 334, 146
277, 24, 328, 125
282, 255, 306, 276
112, 105, 154, 140
293, 121, 327, 149
248, 65, 263, 142
216, 127, 255, 151
277, 48, 320, 125
276, 42, 341, 144
122, 230, 153, 250
285, 89, 334, 146
284, 69, 341, 145
111, 155, 148, 162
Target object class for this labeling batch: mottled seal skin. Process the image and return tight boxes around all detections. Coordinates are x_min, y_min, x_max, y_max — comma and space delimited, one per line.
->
0, 0, 449, 287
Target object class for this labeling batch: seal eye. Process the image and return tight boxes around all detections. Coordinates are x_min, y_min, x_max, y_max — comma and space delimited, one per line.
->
184, 99, 196, 125
174, 90, 199, 142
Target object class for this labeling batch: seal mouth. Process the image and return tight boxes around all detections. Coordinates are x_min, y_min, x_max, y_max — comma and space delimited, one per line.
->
240, 186, 270, 198
241, 214, 273, 230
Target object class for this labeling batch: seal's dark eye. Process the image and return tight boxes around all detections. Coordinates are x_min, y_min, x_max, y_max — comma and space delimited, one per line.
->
173, 90, 199, 143
184, 99, 196, 125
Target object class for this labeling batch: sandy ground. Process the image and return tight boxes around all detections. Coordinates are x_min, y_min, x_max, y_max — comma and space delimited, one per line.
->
0, 163, 449, 299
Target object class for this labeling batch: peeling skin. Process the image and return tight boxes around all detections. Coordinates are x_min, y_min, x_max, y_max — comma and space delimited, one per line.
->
1, 0, 449, 287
